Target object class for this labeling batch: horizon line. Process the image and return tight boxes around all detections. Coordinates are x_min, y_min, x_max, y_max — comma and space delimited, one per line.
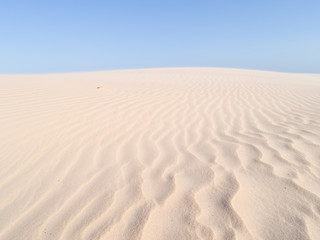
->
1, 66, 319, 76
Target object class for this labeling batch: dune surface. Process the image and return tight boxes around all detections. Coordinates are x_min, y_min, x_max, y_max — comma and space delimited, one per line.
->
0, 68, 320, 240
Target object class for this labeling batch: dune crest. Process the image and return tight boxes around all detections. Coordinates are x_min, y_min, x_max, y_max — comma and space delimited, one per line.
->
0, 68, 320, 240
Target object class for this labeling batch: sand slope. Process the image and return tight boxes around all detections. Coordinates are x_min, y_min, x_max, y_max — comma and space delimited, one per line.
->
0, 68, 320, 240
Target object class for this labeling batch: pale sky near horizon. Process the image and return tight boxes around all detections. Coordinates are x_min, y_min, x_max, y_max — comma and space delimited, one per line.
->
1, 0, 319, 74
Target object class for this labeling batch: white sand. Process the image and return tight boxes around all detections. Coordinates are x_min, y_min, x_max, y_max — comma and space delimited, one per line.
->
0, 68, 320, 240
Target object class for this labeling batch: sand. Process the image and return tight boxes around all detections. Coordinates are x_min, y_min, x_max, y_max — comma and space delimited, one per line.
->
0, 68, 319, 240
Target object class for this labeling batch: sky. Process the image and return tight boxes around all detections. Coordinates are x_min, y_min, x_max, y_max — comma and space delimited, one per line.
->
0, 0, 320, 74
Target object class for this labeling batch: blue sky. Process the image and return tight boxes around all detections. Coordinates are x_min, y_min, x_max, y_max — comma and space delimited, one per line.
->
1, 0, 319, 73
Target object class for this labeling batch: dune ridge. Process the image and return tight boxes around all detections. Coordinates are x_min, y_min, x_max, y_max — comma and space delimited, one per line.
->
0, 68, 320, 240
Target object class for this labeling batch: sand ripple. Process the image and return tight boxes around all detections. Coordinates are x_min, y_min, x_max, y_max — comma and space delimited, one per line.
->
0, 68, 319, 239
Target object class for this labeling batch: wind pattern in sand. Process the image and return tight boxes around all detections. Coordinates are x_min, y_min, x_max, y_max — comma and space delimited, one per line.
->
0, 69, 320, 240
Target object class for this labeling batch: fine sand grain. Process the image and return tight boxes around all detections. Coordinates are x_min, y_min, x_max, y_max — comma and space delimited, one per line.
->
0, 68, 319, 240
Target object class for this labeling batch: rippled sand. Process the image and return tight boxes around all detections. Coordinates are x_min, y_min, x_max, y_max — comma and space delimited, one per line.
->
0, 68, 320, 240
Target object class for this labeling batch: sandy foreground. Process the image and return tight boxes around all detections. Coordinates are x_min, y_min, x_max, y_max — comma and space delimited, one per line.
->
0, 68, 319, 240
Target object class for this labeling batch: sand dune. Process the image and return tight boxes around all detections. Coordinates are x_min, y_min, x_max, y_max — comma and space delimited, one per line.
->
0, 68, 319, 240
